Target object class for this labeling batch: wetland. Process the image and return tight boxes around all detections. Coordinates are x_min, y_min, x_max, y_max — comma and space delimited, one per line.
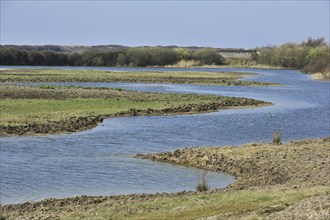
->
0, 67, 329, 219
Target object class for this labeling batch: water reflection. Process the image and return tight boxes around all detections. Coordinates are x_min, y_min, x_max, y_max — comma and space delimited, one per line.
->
1, 68, 329, 204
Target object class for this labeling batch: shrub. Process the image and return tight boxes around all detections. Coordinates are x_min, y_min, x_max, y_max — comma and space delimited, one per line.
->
193, 48, 225, 65
303, 47, 330, 73
196, 172, 209, 192
272, 129, 282, 145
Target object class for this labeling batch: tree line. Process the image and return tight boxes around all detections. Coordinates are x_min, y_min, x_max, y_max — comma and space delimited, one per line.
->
0, 47, 225, 67
252, 37, 329, 74
1, 38, 328, 74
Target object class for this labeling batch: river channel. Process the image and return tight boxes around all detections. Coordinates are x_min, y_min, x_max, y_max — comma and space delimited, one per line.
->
0, 67, 329, 204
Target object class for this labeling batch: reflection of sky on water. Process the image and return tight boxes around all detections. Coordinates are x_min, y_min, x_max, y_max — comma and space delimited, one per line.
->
1, 67, 329, 204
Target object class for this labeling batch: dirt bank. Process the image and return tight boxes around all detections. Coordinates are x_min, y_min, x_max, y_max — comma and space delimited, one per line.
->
0, 85, 269, 136
138, 137, 330, 190
1, 138, 329, 220
0, 100, 267, 136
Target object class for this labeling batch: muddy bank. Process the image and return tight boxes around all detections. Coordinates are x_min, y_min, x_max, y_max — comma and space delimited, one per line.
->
0, 100, 267, 136
1, 138, 329, 220
0, 191, 201, 220
137, 137, 330, 189
0, 115, 103, 136
0, 85, 269, 136
0, 69, 277, 86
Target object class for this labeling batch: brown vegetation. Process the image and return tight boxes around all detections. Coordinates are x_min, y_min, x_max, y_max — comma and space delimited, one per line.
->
138, 137, 330, 190
1, 137, 329, 220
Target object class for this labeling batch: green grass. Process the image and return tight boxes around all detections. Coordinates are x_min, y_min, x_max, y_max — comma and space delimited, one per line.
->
1, 138, 328, 219
0, 85, 267, 128
64, 186, 329, 220
0, 69, 275, 86
0, 97, 185, 126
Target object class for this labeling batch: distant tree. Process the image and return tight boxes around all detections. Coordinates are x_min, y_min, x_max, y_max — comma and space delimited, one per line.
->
0, 48, 29, 65
250, 50, 259, 61
304, 47, 329, 65
29, 51, 46, 65
173, 48, 190, 61
301, 37, 327, 47
303, 47, 330, 73
0, 48, 16, 65
126, 48, 151, 66
68, 53, 83, 66
147, 47, 178, 66
193, 48, 225, 65
104, 51, 125, 66
116, 53, 127, 66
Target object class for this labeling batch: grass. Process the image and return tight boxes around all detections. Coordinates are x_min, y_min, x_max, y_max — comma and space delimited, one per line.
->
311, 72, 330, 81
0, 85, 268, 135
0, 98, 162, 126
0, 69, 276, 86
196, 172, 209, 192
272, 129, 282, 145
50, 186, 330, 219
1, 138, 329, 219
138, 137, 330, 195
0, 93, 218, 126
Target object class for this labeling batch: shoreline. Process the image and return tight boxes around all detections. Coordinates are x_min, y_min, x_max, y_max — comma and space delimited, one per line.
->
0, 102, 270, 137
1, 137, 329, 219
137, 137, 330, 190
310, 72, 330, 81
0, 68, 277, 86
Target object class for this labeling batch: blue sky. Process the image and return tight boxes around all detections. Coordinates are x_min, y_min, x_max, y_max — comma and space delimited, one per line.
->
1, 0, 329, 49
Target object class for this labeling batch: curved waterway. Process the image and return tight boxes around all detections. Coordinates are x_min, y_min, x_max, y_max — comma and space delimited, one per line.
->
1, 67, 329, 204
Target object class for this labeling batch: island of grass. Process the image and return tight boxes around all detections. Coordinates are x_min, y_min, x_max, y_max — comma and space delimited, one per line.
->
0, 69, 277, 86
1, 137, 329, 219
0, 68, 274, 136
0, 85, 270, 136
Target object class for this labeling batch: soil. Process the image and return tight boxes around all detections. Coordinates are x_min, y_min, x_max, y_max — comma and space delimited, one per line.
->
137, 137, 330, 189
1, 137, 329, 220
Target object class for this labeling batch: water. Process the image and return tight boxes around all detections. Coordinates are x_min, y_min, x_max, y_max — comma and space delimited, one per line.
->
1, 67, 329, 204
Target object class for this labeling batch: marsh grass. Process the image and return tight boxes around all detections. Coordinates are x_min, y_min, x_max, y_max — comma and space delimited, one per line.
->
0, 85, 268, 128
2, 138, 329, 219
167, 59, 201, 67
62, 186, 329, 220
196, 171, 209, 192
0, 69, 275, 86
272, 129, 282, 145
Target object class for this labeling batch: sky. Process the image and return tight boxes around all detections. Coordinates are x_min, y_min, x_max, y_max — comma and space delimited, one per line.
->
0, 0, 329, 49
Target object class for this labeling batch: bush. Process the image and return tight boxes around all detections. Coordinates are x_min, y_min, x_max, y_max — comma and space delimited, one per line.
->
255, 37, 329, 72
303, 47, 330, 73
272, 129, 282, 145
196, 172, 209, 192
193, 48, 225, 65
